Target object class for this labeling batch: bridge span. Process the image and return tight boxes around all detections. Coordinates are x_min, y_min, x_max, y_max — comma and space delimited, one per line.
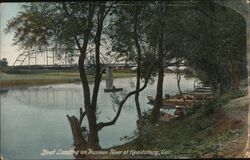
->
11, 48, 136, 90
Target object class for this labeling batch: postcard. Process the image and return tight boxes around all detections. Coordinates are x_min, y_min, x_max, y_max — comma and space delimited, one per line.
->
1, 1, 250, 159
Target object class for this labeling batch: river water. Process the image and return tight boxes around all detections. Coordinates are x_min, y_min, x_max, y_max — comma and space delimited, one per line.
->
0, 73, 195, 159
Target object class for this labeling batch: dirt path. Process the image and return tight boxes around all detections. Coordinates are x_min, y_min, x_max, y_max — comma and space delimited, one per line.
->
207, 94, 249, 158
244, 93, 250, 158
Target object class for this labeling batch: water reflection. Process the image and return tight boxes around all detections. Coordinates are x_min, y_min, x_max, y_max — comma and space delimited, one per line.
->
6, 84, 147, 111
10, 86, 84, 109
0, 88, 9, 96
0, 74, 195, 159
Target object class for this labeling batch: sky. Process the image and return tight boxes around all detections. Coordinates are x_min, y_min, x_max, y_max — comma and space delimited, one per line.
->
0, 3, 116, 66
1, 3, 24, 65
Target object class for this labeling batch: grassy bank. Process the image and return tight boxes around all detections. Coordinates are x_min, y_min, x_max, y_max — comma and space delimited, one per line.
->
111, 90, 248, 159
0, 71, 132, 88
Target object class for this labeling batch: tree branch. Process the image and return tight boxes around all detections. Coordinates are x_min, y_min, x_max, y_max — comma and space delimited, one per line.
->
91, 1, 107, 111
81, 2, 95, 49
79, 107, 86, 126
96, 70, 153, 130
74, 36, 82, 51
62, 3, 82, 31
103, 1, 115, 19
190, 1, 219, 23
99, 68, 106, 78
164, 58, 185, 68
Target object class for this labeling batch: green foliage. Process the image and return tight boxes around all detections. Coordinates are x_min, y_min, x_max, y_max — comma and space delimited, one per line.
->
0, 58, 8, 67
178, 3, 247, 92
217, 90, 247, 105
4, 1, 248, 152
5, 2, 247, 91
123, 89, 246, 157
133, 118, 237, 158
141, 111, 151, 125
4, 2, 96, 51
191, 116, 215, 131
187, 89, 246, 122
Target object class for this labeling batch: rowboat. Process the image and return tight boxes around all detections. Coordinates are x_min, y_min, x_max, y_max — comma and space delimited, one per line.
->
104, 88, 123, 92
147, 96, 205, 108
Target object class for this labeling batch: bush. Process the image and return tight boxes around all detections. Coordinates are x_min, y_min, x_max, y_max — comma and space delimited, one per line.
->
192, 116, 215, 131
201, 90, 246, 116
218, 90, 247, 103
0, 58, 8, 67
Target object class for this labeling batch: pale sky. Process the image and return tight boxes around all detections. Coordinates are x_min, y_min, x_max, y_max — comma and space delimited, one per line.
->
1, 3, 24, 65
0, 3, 114, 66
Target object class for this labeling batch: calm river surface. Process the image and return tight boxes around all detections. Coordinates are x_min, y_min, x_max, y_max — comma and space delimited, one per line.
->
1, 74, 195, 159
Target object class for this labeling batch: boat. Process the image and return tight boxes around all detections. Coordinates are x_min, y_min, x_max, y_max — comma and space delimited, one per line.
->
163, 99, 199, 107
104, 87, 123, 92
0, 88, 9, 93
161, 104, 176, 109
147, 95, 205, 108
147, 85, 215, 109
195, 87, 213, 92
184, 91, 214, 100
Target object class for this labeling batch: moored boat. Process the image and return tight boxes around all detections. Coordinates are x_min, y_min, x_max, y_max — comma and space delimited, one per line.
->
104, 87, 123, 92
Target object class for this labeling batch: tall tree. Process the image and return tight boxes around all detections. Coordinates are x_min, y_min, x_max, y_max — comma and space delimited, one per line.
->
150, 1, 167, 124
5, 2, 111, 150
5, 2, 155, 151
107, 1, 152, 131
181, 1, 247, 93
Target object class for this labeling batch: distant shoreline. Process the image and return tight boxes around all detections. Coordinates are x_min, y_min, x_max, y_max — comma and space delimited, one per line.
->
0, 71, 132, 89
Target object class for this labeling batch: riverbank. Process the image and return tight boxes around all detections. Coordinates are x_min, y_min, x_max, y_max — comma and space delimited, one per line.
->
0, 71, 132, 88
105, 90, 248, 159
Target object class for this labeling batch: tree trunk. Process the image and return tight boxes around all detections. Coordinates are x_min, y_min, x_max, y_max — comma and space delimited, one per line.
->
133, 7, 142, 128
67, 115, 87, 149
176, 65, 191, 108
176, 63, 183, 95
87, 109, 100, 149
230, 62, 240, 91
150, 1, 165, 125
150, 65, 164, 124
219, 78, 224, 94
87, 2, 106, 150
87, 34, 101, 149
76, 2, 95, 150
67, 2, 112, 151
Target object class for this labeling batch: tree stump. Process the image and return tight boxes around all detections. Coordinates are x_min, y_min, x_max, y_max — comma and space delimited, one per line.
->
67, 115, 87, 149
